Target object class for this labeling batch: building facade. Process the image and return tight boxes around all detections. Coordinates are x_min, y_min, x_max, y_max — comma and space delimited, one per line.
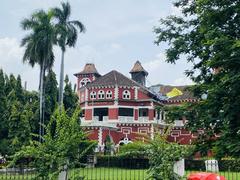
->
74, 61, 198, 151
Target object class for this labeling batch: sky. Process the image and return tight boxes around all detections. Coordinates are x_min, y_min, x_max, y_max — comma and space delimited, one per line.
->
0, 0, 193, 90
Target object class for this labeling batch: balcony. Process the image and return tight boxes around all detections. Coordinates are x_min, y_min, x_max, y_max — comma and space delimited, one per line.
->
138, 117, 149, 123
93, 116, 108, 122
174, 120, 185, 127
119, 116, 134, 123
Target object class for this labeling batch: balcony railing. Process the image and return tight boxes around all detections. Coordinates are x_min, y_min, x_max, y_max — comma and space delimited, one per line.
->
138, 117, 149, 122
119, 116, 134, 123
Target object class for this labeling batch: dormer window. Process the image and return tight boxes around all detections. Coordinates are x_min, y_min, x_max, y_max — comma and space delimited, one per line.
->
90, 91, 96, 99
106, 90, 112, 99
122, 90, 131, 99
98, 90, 105, 99
80, 78, 91, 87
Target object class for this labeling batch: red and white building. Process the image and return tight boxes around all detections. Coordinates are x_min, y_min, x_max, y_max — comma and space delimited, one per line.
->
74, 61, 198, 151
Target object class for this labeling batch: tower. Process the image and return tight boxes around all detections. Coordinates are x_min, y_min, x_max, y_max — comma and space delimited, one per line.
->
74, 63, 101, 89
130, 61, 148, 86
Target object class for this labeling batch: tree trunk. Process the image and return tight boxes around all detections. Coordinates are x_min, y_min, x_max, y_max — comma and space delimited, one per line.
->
39, 60, 45, 142
58, 50, 65, 111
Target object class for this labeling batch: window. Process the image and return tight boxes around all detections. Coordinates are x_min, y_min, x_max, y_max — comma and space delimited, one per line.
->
98, 90, 105, 99
119, 108, 133, 116
122, 90, 131, 99
80, 78, 91, 87
90, 91, 96, 99
106, 90, 112, 99
139, 108, 148, 117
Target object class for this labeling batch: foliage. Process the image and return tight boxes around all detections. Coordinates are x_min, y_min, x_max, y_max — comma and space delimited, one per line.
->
147, 128, 190, 180
63, 75, 78, 116
52, 2, 85, 108
21, 9, 56, 140
0, 70, 37, 156
118, 141, 148, 158
154, 0, 240, 158
10, 107, 96, 179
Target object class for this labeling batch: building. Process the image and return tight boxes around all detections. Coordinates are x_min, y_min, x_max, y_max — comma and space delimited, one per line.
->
74, 61, 198, 151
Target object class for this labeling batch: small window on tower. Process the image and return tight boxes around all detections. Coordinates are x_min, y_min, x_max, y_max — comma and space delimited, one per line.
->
90, 91, 96, 99
98, 90, 105, 99
80, 78, 91, 87
122, 90, 131, 99
106, 90, 112, 99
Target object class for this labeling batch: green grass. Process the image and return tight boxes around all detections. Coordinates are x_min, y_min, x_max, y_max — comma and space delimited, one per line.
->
69, 167, 148, 180
1, 169, 240, 180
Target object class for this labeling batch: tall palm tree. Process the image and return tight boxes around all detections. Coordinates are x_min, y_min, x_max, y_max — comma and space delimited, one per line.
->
21, 10, 56, 141
52, 2, 85, 110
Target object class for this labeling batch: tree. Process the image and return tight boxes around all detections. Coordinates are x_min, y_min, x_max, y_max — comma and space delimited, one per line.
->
8, 100, 31, 155
44, 70, 58, 123
154, 0, 240, 158
63, 75, 78, 116
52, 2, 85, 110
0, 69, 8, 155
147, 127, 190, 180
21, 10, 56, 140
16, 75, 24, 103
11, 107, 96, 179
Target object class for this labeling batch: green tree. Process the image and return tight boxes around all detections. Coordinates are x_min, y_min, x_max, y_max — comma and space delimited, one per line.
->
21, 10, 56, 140
147, 128, 190, 180
8, 100, 31, 155
154, 0, 240, 157
44, 70, 58, 123
11, 107, 96, 179
16, 75, 24, 103
0, 69, 8, 155
63, 75, 78, 116
52, 2, 85, 110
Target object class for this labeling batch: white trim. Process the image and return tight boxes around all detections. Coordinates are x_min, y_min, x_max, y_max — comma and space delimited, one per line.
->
82, 105, 155, 110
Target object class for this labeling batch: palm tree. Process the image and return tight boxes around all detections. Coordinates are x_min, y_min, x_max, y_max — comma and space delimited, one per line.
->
21, 10, 56, 141
52, 2, 85, 110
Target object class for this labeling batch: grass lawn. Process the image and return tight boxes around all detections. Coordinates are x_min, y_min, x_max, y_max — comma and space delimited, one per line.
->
69, 167, 148, 180
1, 169, 240, 179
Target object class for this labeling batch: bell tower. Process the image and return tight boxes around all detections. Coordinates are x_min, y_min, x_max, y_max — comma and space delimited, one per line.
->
130, 61, 148, 86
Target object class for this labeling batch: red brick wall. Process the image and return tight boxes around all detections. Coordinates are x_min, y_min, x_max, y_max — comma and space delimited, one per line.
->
109, 108, 118, 120
134, 109, 138, 120
138, 90, 150, 99
148, 109, 154, 120
85, 109, 92, 120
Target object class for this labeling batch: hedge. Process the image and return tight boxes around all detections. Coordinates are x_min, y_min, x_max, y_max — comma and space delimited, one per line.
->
94, 156, 240, 172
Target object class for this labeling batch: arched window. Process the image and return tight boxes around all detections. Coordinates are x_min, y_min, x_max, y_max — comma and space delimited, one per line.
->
80, 78, 91, 87
122, 90, 131, 99
106, 90, 112, 99
90, 91, 96, 99
98, 90, 105, 99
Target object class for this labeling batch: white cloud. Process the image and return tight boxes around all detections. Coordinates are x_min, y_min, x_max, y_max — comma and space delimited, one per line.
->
143, 52, 192, 86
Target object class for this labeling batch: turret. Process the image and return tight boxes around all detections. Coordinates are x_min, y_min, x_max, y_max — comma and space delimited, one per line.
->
74, 63, 101, 89
130, 61, 148, 86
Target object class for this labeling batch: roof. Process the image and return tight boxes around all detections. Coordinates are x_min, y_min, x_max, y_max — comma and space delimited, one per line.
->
159, 85, 197, 102
130, 61, 148, 75
74, 63, 100, 76
86, 70, 143, 88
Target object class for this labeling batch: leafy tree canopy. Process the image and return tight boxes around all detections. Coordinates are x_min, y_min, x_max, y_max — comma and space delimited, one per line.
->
155, 0, 240, 158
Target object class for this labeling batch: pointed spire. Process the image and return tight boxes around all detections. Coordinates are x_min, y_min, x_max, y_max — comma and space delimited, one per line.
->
74, 63, 100, 76
130, 61, 148, 76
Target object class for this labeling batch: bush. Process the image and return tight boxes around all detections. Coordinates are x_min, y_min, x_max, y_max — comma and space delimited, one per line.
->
118, 141, 148, 158
96, 155, 149, 169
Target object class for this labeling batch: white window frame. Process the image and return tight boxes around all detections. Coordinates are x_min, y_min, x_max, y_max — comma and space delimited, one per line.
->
106, 90, 112, 99
90, 91, 96, 99
122, 90, 131, 99
98, 90, 105, 99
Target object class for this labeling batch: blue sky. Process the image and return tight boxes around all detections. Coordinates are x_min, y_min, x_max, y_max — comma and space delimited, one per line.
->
0, 0, 193, 90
